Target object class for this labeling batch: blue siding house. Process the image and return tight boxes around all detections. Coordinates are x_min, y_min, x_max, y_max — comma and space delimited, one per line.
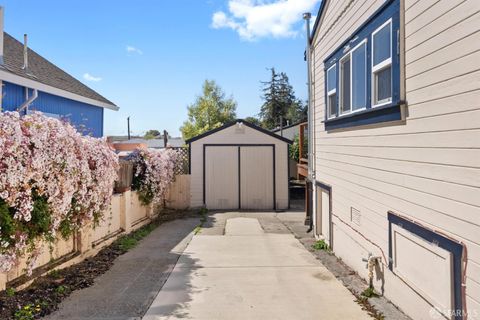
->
0, 10, 117, 137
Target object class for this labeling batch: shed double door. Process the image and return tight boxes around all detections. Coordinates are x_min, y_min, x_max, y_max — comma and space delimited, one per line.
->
205, 145, 274, 210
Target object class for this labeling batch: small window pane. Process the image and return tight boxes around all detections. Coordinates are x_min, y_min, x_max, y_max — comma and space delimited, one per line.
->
328, 93, 337, 117
327, 66, 336, 92
375, 66, 392, 103
373, 22, 391, 65
340, 57, 351, 113
352, 43, 366, 110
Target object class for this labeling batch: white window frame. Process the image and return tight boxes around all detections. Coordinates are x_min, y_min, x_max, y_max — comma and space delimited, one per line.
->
371, 19, 393, 107
339, 39, 368, 116
326, 64, 337, 119
339, 54, 351, 115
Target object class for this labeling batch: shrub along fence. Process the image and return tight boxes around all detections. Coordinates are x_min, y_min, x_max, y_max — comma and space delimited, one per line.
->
0, 112, 191, 291
0, 174, 191, 291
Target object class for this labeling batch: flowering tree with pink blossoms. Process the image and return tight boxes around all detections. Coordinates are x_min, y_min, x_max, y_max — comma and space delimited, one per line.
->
128, 148, 179, 206
0, 112, 119, 274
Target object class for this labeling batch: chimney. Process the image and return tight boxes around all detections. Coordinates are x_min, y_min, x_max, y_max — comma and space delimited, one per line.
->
0, 7, 4, 65
22, 34, 28, 71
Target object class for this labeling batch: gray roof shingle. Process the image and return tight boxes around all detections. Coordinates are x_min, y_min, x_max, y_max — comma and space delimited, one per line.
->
2, 32, 116, 108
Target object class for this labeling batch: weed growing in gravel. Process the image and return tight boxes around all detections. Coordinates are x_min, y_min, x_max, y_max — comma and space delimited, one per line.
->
55, 285, 69, 295
361, 287, 379, 298
48, 269, 61, 278
14, 301, 47, 320
312, 239, 330, 251
6, 287, 15, 297
194, 208, 208, 234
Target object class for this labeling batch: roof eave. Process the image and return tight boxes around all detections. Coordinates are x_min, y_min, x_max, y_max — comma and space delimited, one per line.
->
0, 67, 119, 110
310, 0, 328, 44
185, 119, 293, 144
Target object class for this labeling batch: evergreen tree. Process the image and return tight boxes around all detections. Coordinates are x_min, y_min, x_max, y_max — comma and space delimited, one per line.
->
259, 68, 306, 130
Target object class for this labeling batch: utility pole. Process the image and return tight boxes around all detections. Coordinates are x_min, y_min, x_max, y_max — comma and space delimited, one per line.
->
163, 130, 168, 148
127, 117, 131, 140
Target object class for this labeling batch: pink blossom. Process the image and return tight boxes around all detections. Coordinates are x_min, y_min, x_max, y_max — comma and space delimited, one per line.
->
128, 148, 179, 205
0, 112, 119, 273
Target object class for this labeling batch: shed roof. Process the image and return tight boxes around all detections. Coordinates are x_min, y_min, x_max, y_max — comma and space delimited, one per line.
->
2, 32, 117, 109
185, 119, 293, 144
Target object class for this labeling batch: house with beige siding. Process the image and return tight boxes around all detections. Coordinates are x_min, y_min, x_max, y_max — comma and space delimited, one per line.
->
308, 0, 480, 319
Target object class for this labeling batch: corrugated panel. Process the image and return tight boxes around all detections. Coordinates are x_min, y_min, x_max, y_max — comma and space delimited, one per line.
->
2, 81, 104, 137
2, 80, 25, 110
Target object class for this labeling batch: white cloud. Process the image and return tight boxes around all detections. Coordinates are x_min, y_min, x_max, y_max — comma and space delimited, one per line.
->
126, 45, 143, 55
83, 73, 102, 82
211, 0, 320, 41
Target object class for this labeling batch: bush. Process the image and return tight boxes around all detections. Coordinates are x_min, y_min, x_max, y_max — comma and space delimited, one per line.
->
0, 112, 119, 274
290, 134, 308, 162
127, 148, 179, 206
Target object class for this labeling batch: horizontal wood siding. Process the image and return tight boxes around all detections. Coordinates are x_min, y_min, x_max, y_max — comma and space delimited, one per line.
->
312, 0, 480, 318
2, 81, 104, 137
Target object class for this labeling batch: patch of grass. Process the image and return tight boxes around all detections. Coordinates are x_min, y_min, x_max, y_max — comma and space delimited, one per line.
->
361, 286, 379, 298
312, 239, 330, 251
6, 287, 15, 297
118, 237, 138, 251
117, 221, 158, 252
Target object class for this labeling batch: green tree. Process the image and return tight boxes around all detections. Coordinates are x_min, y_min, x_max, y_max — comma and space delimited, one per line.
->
244, 116, 261, 126
259, 68, 306, 130
144, 129, 161, 140
259, 68, 282, 130
180, 80, 237, 141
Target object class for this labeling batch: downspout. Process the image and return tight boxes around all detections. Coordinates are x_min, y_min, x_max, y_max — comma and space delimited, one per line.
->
303, 12, 315, 231
17, 34, 38, 113
17, 89, 38, 113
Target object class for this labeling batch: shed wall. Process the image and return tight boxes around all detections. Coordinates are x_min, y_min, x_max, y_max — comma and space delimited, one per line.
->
190, 124, 289, 210
312, 0, 480, 319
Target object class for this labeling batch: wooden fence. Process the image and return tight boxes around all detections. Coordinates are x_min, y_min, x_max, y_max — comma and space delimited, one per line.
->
0, 173, 191, 291
115, 160, 134, 193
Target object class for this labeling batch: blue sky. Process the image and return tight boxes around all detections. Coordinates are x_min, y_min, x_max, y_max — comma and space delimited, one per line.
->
2, 0, 320, 136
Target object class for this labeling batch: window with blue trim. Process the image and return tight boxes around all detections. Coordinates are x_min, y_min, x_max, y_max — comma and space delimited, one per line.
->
324, 0, 401, 130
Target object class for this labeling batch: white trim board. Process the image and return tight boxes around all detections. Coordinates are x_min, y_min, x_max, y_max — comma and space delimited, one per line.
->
0, 68, 119, 111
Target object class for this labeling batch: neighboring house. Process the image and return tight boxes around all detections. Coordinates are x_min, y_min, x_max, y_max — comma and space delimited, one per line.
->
309, 1, 479, 320
271, 121, 303, 141
0, 8, 117, 137
109, 136, 185, 157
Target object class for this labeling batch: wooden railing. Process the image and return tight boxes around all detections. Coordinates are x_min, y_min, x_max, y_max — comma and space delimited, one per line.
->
297, 122, 308, 179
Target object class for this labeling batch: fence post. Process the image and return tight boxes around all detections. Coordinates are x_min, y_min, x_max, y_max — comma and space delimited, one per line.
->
0, 272, 6, 291
120, 190, 133, 233
77, 227, 92, 255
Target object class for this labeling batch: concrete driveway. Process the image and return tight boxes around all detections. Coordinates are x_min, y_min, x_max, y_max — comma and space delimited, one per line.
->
143, 213, 371, 320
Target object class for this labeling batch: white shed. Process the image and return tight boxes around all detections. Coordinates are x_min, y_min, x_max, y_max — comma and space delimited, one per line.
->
186, 119, 292, 211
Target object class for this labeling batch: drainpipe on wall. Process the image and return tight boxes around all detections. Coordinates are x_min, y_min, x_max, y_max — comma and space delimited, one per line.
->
303, 12, 315, 230
17, 34, 38, 114
17, 88, 38, 113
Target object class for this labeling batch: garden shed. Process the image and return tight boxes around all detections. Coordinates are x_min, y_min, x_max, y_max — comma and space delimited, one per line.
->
187, 119, 292, 211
